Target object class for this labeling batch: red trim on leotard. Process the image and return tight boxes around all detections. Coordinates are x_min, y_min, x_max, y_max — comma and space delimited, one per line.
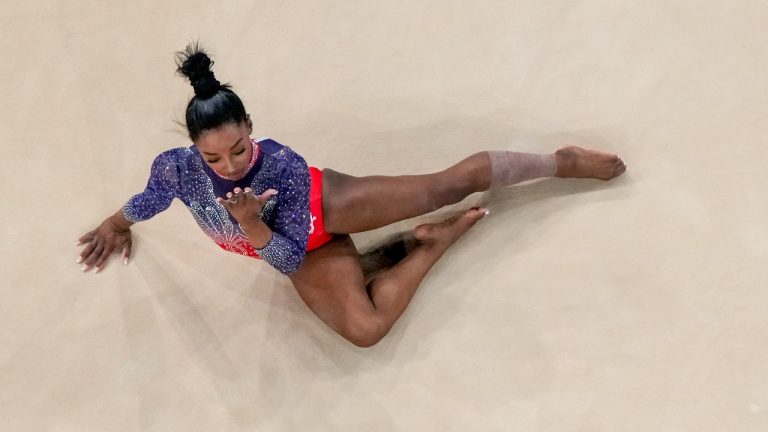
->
306, 167, 333, 251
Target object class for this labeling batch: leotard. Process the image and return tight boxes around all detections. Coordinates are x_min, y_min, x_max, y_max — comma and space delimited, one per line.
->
122, 137, 332, 274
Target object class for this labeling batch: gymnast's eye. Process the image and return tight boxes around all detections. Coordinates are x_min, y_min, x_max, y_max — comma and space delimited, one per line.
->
207, 148, 246, 163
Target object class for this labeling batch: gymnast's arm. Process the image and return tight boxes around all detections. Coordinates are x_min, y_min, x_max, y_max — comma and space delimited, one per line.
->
76, 150, 181, 273
252, 157, 311, 275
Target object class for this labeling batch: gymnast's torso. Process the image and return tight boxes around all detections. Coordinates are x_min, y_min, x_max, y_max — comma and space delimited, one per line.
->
122, 137, 312, 274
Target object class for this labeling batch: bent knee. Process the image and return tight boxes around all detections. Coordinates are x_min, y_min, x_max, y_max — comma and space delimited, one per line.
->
342, 315, 389, 348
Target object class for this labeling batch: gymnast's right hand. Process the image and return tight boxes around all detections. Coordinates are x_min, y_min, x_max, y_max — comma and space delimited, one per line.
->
76, 217, 133, 273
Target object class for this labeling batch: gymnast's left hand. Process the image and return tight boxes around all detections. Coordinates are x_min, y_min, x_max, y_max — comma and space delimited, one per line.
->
216, 187, 278, 228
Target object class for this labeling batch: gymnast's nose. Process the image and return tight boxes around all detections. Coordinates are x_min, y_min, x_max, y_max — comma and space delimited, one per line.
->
224, 159, 238, 174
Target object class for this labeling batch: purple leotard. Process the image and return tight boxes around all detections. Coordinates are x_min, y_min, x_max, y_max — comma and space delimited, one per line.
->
122, 137, 311, 275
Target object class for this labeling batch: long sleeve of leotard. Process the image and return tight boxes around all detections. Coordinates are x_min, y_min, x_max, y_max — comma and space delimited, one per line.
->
254, 151, 311, 275
122, 149, 182, 223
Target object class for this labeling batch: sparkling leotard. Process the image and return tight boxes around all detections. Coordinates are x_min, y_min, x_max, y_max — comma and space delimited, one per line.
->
122, 137, 311, 275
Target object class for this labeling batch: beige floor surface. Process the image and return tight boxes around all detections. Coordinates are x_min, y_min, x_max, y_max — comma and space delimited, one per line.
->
2, 0, 767, 430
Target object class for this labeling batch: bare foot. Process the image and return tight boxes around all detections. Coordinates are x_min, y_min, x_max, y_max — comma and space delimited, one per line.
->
413, 207, 488, 249
554, 146, 627, 180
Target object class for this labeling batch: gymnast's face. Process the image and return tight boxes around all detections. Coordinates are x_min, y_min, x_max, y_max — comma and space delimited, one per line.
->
196, 118, 253, 180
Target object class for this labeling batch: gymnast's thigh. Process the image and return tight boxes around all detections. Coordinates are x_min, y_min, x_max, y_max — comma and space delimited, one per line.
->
320, 168, 447, 235
289, 235, 376, 330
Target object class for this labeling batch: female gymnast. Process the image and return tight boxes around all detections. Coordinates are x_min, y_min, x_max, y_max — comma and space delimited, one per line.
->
77, 44, 626, 347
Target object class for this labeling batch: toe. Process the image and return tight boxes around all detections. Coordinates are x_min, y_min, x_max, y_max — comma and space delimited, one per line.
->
413, 224, 433, 242
463, 207, 488, 223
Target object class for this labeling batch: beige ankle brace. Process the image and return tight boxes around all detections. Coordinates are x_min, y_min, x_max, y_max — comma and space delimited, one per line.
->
487, 151, 557, 189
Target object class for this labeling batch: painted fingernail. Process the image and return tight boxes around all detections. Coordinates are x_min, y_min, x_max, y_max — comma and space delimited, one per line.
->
76, 257, 82, 263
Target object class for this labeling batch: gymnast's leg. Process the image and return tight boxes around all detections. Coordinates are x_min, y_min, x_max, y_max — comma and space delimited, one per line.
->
290, 208, 486, 347
322, 146, 626, 234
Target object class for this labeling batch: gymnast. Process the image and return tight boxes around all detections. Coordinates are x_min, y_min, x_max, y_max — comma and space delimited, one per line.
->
77, 43, 626, 347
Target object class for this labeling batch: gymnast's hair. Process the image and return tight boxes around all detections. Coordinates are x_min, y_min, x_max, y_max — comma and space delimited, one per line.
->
175, 42, 247, 141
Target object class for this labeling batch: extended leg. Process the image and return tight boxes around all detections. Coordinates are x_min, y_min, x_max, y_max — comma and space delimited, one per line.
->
322, 152, 491, 234
322, 147, 626, 235
290, 208, 487, 347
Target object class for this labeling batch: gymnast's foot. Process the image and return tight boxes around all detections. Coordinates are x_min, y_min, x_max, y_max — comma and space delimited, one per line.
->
413, 207, 488, 249
554, 146, 627, 180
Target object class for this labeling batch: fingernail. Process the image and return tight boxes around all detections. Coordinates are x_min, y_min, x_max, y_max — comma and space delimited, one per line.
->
484, 210, 490, 216
124, 258, 129, 265
81, 265, 88, 272
94, 267, 101, 273
76, 257, 82, 263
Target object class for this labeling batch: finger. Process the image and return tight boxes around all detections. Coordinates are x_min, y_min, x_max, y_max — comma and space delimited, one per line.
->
83, 242, 104, 271
122, 244, 131, 265
93, 243, 116, 273
258, 189, 279, 201
216, 196, 230, 208
226, 191, 241, 205
84, 241, 104, 268
77, 241, 98, 264
77, 229, 96, 245
233, 188, 245, 203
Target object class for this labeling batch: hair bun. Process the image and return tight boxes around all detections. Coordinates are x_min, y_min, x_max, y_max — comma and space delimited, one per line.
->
175, 42, 221, 98
191, 73, 220, 97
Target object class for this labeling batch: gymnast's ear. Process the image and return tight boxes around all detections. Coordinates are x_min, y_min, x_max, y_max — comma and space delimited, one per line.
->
246, 114, 253, 132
